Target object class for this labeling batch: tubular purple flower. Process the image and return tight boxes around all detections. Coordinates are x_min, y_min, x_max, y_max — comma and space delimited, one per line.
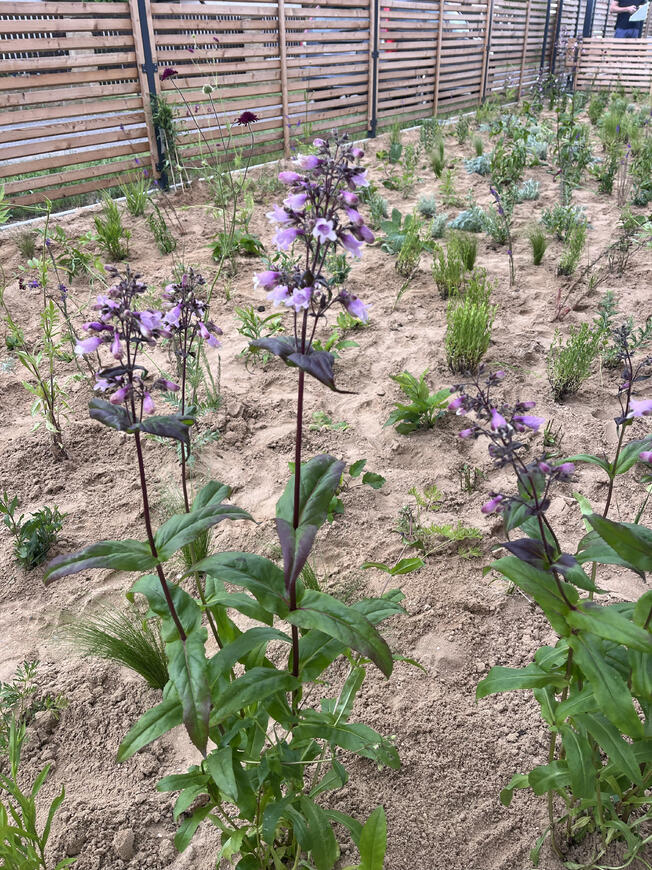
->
350, 147, 364, 159
355, 224, 375, 244
339, 232, 363, 258
297, 154, 320, 170
345, 207, 363, 226
164, 304, 182, 328
278, 170, 302, 185
254, 270, 282, 289
110, 386, 129, 405
267, 284, 290, 306
199, 321, 221, 348
312, 138, 326, 147
154, 378, 180, 393
459, 427, 476, 439
136, 310, 164, 338
75, 335, 102, 355
490, 408, 507, 430
639, 451, 652, 464
111, 332, 123, 360
266, 204, 293, 225
82, 321, 107, 332
481, 494, 504, 514
557, 462, 575, 476
513, 415, 545, 431
142, 392, 155, 415
350, 171, 369, 188
628, 398, 652, 418
345, 295, 369, 323
283, 192, 308, 211
286, 287, 312, 311
448, 396, 466, 411
538, 461, 552, 473
341, 191, 359, 206
312, 218, 337, 244
275, 226, 302, 250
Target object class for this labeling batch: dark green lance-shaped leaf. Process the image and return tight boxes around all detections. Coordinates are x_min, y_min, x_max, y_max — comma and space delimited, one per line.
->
586, 513, 652, 573
203, 582, 274, 626
287, 590, 393, 677
613, 435, 652, 476
358, 805, 387, 870
574, 713, 643, 786
567, 604, 652, 654
174, 805, 212, 853
173, 784, 207, 821
276, 455, 346, 592
563, 453, 612, 476
489, 556, 578, 635
117, 696, 183, 761
209, 667, 301, 726
130, 573, 202, 638
296, 797, 338, 870
528, 760, 571, 796
155, 503, 253, 561
205, 747, 238, 803
333, 666, 365, 723
569, 634, 644, 739
197, 552, 289, 617
157, 769, 207, 793
293, 720, 400, 769
166, 630, 211, 755
323, 810, 363, 847
190, 481, 231, 511
552, 554, 600, 593
477, 663, 567, 700
575, 529, 644, 578
140, 413, 194, 446
89, 397, 138, 433
309, 759, 349, 800
207, 627, 290, 684
633, 589, 652, 628
45, 540, 157, 584
555, 685, 597, 724
559, 725, 595, 800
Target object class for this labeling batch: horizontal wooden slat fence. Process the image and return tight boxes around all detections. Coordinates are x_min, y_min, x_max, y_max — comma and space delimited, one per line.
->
0, 1, 152, 206
1, 0, 651, 210
574, 37, 652, 92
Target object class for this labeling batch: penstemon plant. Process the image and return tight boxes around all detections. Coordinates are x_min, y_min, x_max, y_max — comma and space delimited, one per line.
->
46, 138, 400, 870
448, 363, 652, 867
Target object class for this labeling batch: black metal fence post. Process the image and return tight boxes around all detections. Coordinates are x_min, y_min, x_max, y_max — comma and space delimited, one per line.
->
368, 0, 379, 138
136, 0, 168, 189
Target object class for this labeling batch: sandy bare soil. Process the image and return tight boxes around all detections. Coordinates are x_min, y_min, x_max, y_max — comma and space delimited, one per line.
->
1, 113, 651, 870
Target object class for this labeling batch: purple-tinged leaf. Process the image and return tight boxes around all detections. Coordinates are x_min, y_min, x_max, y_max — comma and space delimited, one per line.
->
140, 414, 195, 446
89, 398, 137, 433
45, 540, 157, 584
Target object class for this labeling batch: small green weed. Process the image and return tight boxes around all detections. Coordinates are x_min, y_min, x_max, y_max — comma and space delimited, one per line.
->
0, 493, 64, 570
384, 371, 452, 433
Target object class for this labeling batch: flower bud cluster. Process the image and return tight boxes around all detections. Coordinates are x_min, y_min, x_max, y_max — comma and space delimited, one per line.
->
75, 267, 180, 415
448, 368, 574, 516
254, 132, 372, 323
162, 269, 222, 351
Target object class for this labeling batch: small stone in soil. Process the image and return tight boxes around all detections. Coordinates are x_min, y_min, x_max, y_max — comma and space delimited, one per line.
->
112, 828, 135, 861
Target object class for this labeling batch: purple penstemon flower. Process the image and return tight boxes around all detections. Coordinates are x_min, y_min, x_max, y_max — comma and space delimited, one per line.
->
481, 494, 505, 514
267, 285, 290, 306
448, 395, 467, 412
345, 207, 364, 226
350, 170, 369, 188
198, 321, 221, 348
490, 408, 507, 430
284, 192, 308, 212
513, 414, 545, 431
339, 232, 363, 258
266, 204, 293, 225
639, 451, 652, 464
296, 154, 320, 170
278, 170, 302, 185
275, 226, 302, 250
344, 295, 369, 323
341, 190, 359, 206
312, 218, 337, 244
286, 287, 312, 311
254, 270, 282, 289
75, 335, 103, 355
628, 398, 652, 417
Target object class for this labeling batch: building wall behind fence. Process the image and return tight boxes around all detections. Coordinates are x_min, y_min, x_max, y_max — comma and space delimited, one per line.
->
1, 0, 650, 209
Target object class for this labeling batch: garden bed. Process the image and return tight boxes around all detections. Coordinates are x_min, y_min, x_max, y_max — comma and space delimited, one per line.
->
0, 95, 651, 870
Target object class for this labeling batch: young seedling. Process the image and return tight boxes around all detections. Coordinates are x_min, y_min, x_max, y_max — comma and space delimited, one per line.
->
384, 370, 452, 433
